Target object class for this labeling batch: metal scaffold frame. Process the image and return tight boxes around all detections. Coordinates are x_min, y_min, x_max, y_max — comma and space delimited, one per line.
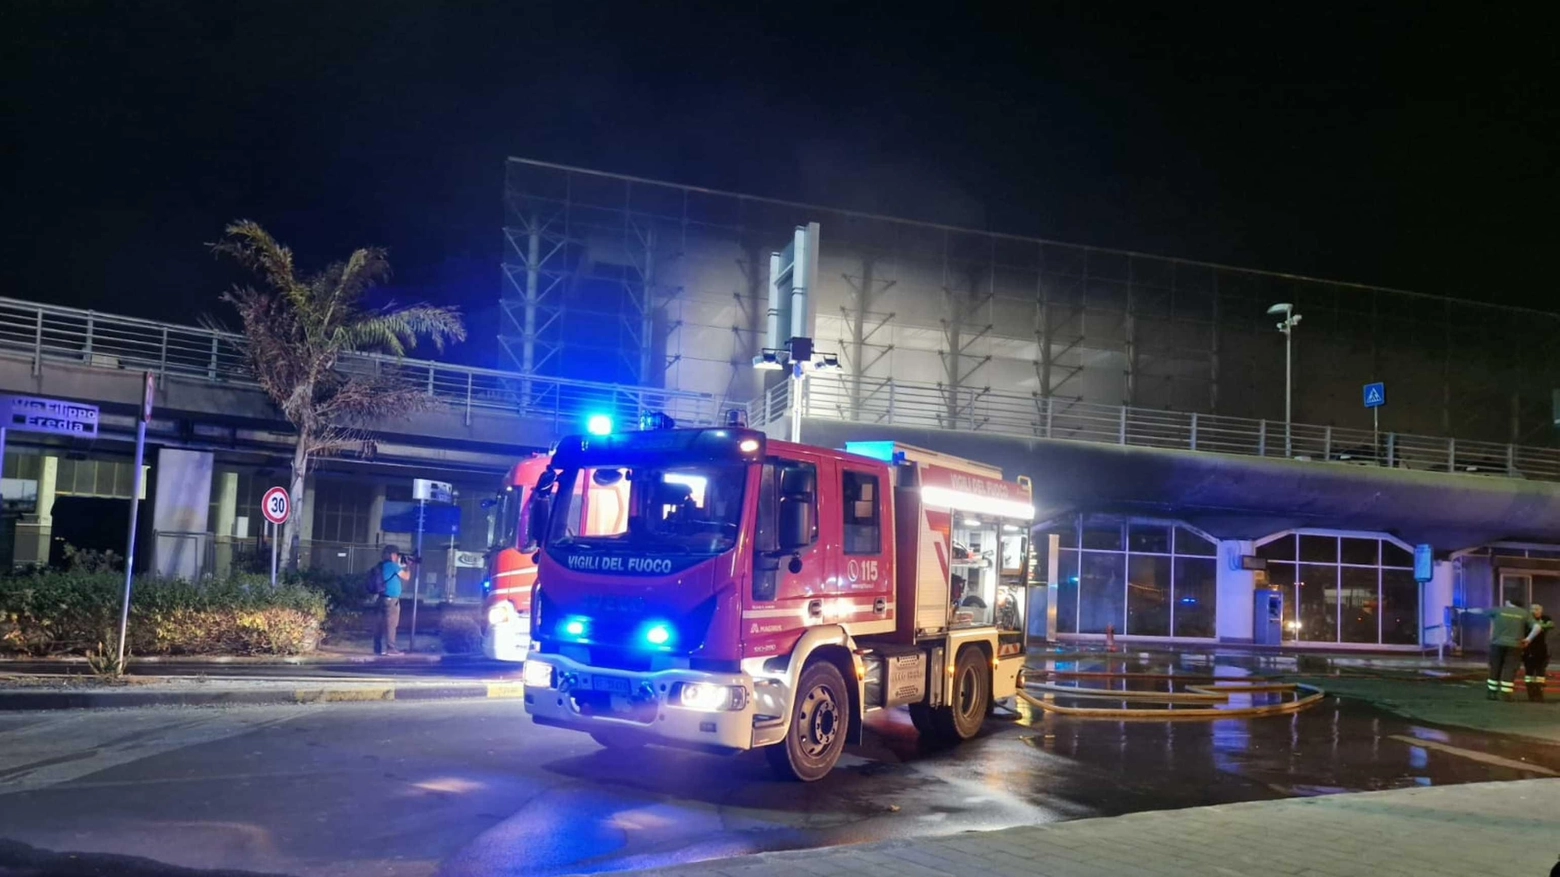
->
500, 156, 1560, 449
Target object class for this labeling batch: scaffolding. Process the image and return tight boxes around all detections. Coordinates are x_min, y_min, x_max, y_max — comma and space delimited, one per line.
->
501, 157, 1560, 445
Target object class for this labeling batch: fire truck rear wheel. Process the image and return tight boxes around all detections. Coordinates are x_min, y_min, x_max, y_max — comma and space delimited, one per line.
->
590, 730, 646, 750
766, 659, 849, 782
931, 647, 990, 742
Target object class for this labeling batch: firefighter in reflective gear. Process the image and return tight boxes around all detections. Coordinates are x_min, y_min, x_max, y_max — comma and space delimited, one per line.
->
1463, 600, 1531, 701
1521, 603, 1554, 702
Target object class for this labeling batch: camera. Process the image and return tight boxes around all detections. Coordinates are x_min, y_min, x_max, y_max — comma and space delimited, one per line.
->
400, 553, 422, 565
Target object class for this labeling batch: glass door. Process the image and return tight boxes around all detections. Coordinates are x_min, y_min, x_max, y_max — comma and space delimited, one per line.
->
1502, 573, 1532, 606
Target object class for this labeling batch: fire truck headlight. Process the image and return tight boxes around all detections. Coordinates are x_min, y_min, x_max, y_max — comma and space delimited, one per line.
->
523, 660, 555, 689
674, 682, 748, 712
487, 602, 517, 626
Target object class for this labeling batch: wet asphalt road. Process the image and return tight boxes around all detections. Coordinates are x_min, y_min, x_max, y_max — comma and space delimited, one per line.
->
1, 682, 1558, 877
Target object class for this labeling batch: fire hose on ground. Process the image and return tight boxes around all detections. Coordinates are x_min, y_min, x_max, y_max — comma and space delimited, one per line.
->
1015, 668, 1326, 720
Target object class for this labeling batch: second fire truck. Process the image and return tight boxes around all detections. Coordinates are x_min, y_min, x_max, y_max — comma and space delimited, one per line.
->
521, 415, 1033, 780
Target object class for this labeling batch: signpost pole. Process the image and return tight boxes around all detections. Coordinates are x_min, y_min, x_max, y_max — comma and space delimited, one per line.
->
1373, 407, 1380, 466
410, 500, 426, 652
260, 487, 290, 587
115, 376, 154, 670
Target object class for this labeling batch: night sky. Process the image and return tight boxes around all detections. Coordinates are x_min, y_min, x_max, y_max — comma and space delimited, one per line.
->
5, 3, 1557, 370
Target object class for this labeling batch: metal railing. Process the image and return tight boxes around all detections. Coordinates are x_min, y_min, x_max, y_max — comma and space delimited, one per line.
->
6, 295, 1557, 483
755, 374, 1560, 483
0, 297, 726, 431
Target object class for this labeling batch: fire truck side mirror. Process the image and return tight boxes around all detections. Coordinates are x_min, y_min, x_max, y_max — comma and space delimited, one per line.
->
779, 496, 813, 552
524, 495, 551, 551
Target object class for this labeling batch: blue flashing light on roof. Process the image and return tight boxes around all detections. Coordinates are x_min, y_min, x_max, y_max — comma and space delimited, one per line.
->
586, 414, 613, 436
844, 441, 905, 464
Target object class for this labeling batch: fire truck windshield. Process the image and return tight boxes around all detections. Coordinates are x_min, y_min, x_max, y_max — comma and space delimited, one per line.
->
547, 462, 747, 557
487, 487, 525, 551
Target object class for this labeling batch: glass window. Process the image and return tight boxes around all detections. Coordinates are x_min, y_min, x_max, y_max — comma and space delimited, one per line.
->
1057, 549, 1079, 634
1340, 566, 1379, 644
753, 463, 779, 602
1300, 535, 1338, 564
1056, 520, 1079, 549
1082, 522, 1123, 552
1126, 555, 1171, 636
1297, 563, 1338, 642
1173, 557, 1217, 638
1341, 537, 1379, 566
1174, 527, 1217, 557
1382, 541, 1414, 567
1128, 524, 1170, 555
1032, 533, 1050, 583
1381, 569, 1419, 645
841, 470, 881, 555
1257, 534, 1295, 561
1078, 552, 1125, 633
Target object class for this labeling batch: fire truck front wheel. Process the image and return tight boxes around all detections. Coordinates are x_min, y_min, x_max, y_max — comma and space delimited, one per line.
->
928, 646, 991, 743
765, 659, 849, 782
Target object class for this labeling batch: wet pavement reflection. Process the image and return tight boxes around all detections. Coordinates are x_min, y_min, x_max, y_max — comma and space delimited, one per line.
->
469, 654, 1560, 874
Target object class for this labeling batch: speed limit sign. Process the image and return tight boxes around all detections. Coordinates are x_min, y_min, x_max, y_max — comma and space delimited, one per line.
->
261, 487, 291, 525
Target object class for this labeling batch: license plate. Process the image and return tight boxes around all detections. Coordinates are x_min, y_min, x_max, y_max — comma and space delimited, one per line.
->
585, 674, 632, 696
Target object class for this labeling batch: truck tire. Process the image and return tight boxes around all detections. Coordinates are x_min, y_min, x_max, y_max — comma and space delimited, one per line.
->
590, 730, 646, 750
765, 659, 849, 782
929, 647, 990, 743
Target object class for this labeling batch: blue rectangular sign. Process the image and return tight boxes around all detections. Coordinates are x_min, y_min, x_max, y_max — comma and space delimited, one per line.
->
380, 501, 461, 536
1414, 544, 1433, 582
1363, 382, 1385, 409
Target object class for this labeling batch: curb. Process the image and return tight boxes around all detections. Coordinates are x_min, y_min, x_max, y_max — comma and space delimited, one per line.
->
0, 681, 527, 712
0, 653, 488, 667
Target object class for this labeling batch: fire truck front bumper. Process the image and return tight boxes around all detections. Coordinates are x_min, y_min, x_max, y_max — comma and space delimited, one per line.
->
482, 618, 530, 662
522, 654, 757, 751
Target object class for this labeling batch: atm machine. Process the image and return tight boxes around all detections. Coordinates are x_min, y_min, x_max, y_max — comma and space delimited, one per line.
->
1252, 588, 1284, 645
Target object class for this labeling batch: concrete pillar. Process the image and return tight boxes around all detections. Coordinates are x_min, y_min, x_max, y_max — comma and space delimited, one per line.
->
13, 456, 58, 568
368, 483, 388, 546
213, 470, 238, 578
1215, 539, 1257, 643
151, 449, 214, 579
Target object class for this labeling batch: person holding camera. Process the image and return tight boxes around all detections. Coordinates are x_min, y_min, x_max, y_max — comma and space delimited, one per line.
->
372, 545, 412, 655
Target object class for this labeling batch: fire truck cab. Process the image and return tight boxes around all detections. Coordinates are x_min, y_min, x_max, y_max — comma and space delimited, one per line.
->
521, 417, 1033, 781
480, 453, 551, 662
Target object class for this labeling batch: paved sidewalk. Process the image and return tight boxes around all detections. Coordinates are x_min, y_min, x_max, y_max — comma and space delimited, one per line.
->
633, 779, 1560, 877
0, 675, 525, 710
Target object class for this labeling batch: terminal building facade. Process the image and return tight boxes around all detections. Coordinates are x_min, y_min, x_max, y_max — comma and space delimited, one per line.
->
1, 156, 1557, 651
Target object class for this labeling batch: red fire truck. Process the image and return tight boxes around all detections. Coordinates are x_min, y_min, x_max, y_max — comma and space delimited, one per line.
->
480, 453, 551, 661
521, 416, 1033, 781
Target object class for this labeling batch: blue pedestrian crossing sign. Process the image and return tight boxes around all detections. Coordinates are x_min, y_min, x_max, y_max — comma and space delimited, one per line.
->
1363, 382, 1386, 408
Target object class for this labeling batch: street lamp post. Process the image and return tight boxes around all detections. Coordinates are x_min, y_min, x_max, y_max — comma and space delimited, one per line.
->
1267, 303, 1302, 457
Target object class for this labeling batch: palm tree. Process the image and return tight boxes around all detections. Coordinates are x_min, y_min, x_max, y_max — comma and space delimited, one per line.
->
212, 220, 466, 568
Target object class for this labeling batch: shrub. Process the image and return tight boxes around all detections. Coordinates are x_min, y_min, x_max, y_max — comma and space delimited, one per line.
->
440, 610, 482, 655
0, 571, 328, 657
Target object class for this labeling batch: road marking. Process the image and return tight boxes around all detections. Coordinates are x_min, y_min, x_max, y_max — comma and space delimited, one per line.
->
486, 683, 527, 699
1387, 734, 1559, 776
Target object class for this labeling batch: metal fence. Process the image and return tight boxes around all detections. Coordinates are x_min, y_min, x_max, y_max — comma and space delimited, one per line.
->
0, 296, 727, 431
151, 533, 485, 601
755, 374, 1560, 483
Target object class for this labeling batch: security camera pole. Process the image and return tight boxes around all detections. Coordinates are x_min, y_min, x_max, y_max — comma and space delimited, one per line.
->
1267, 303, 1302, 457
754, 223, 840, 442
